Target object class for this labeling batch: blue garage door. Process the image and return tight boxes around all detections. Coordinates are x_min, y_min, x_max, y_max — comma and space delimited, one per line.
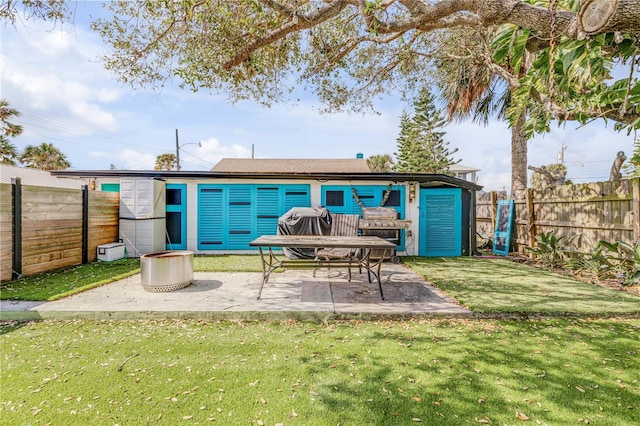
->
197, 184, 310, 250
419, 188, 462, 256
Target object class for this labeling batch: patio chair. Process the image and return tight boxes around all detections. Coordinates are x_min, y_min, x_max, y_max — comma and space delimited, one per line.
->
313, 214, 360, 280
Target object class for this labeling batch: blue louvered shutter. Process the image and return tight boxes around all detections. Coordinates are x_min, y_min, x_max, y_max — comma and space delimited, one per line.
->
198, 186, 224, 249
227, 185, 253, 249
256, 186, 280, 236
284, 185, 311, 211
419, 188, 462, 256
349, 186, 377, 214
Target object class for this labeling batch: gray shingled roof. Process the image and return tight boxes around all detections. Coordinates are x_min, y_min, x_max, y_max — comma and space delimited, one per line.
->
0, 164, 84, 188
211, 158, 371, 173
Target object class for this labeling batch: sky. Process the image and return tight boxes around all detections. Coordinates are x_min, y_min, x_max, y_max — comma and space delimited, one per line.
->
1, 2, 636, 193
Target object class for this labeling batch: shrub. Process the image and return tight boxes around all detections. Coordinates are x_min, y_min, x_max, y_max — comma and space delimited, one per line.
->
525, 231, 566, 267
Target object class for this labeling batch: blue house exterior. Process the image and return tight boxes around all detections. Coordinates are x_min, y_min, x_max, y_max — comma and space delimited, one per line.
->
53, 165, 481, 258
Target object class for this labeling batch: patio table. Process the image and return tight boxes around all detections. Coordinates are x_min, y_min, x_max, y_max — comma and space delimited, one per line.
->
249, 235, 396, 300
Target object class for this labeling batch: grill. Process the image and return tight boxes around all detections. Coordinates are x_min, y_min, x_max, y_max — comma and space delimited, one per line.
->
359, 208, 411, 263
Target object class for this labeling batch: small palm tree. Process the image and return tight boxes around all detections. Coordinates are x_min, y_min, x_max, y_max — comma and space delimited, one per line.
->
155, 153, 177, 170
0, 99, 23, 139
367, 154, 394, 172
0, 137, 19, 165
19, 142, 71, 170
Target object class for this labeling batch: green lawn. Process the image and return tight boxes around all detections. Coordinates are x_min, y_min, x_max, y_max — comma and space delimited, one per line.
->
1, 319, 638, 425
2, 256, 639, 318
403, 257, 640, 316
0, 258, 141, 301
0, 255, 263, 301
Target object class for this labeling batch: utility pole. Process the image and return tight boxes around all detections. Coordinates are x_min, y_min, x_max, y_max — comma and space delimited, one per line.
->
175, 128, 181, 171
557, 144, 566, 164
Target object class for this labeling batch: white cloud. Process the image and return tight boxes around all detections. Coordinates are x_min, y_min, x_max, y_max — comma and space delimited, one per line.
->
68, 101, 118, 130
1, 16, 122, 136
196, 137, 252, 167
117, 149, 157, 170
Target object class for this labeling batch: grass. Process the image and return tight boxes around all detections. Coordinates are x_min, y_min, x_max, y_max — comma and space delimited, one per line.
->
403, 257, 640, 316
194, 254, 265, 272
0, 255, 264, 301
0, 259, 141, 301
1, 318, 638, 425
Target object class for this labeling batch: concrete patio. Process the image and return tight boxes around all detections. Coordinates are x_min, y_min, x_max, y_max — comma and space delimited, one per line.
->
0, 263, 471, 321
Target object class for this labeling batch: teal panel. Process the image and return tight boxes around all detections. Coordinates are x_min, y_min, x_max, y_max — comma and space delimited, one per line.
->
284, 185, 311, 211
419, 188, 462, 257
166, 184, 187, 250
198, 185, 225, 249
321, 184, 406, 250
228, 185, 254, 249
256, 186, 280, 236
321, 185, 405, 217
101, 183, 120, 192
198, 184, 311, 251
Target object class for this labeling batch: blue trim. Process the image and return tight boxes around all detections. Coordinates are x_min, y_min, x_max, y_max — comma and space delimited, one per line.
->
419, 188, 462, 256
166, 184, 187, 250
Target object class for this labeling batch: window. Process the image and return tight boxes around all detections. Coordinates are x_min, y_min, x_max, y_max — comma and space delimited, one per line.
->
166, 187, 182, 205
384, 190, 401, 207
166, 211, 182, 245
325, 190, 344, 207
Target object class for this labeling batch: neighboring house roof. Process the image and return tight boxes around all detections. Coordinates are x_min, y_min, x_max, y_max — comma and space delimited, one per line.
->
211, 158, 372, 174
0, 164, 84, 188
450, 164, 480, 173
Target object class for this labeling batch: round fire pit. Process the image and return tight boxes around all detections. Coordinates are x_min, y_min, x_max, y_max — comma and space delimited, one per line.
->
140, 251, 194, 292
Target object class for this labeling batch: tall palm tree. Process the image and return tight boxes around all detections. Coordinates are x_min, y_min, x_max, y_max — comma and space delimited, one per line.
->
0, 138, 19, 165
19, 142, 71, 170
435, 28, 530, 195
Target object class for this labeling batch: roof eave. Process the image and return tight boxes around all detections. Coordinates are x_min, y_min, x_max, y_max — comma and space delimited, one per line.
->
50, 170, 483, 191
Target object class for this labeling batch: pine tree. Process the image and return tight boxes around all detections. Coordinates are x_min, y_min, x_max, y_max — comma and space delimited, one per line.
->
393, 88, 459, 174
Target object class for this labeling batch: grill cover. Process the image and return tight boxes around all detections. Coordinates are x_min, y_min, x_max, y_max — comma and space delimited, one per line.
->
277, 207, 332, 259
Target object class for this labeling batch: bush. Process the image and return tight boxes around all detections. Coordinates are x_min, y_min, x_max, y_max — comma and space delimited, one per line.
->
525, 231, 566, 267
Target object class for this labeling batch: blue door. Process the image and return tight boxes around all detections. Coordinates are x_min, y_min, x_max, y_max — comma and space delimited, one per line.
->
419, 188, 462, 256
166, 184, 187, 250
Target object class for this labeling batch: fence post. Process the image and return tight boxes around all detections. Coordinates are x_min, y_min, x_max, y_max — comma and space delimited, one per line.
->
490, 191, 498, 234
633, 177, 640, 243
82, 185, 89, 264
11, 177, 22, 280
526, 188, 536, 253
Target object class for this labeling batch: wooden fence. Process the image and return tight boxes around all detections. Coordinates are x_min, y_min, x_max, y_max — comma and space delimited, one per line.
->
476, 178, 640, 253
0, 181, 119, 282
